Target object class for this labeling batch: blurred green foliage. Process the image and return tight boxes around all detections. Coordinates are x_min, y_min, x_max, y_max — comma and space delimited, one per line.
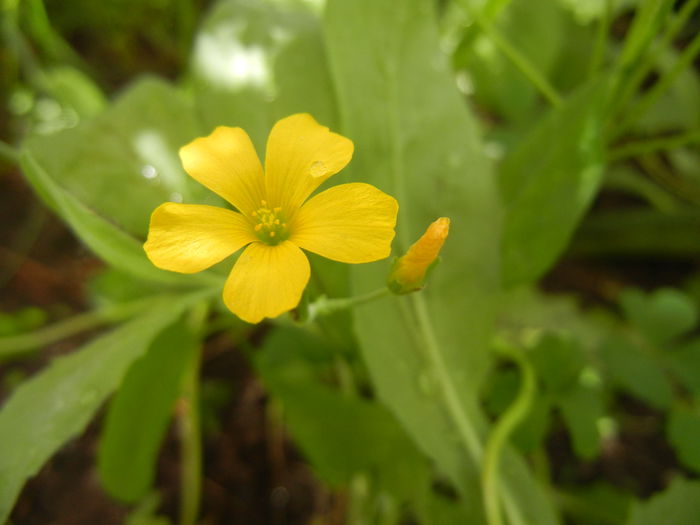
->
1, 0, 700, 524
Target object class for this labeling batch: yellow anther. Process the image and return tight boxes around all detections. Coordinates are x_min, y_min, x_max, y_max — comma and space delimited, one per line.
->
261, 200, 267, 206
251, 211, 258, 217
273, 207, 282, 213
270, 231, 276, 237
274, 219, 280, 225
254, 224, 262, 231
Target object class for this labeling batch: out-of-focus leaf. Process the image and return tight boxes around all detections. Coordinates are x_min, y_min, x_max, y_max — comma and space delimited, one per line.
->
666, 406, 700, 473
667, 340, 700, 396
24, 77, 215, 238
500, 79, 607, 287
565, 483, 633, 525
529, 333, 585, 395
556, 381, 604, 459
0, 294, 200, 523
20, 150, 198, 286
256, 326, 430, 501
627, 477, 700, 525
620, 288, 697, 345
98, 320, 197, 502
325, 1, 557, 523
41, 65, 107, 118
600, 335, 673, 409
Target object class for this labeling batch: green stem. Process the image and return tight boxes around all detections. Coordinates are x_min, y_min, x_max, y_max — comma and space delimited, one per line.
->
587, 0, 613, 78
307, 287, 389, 321
410, 293, 483, 459
0, 297, 157, 358
615, 29, 700, 137
482, 341, 536, 525
179, 303, 208, 525
608, 130, 700, 161
613, 0, 698, 116
461, 1, 562, 107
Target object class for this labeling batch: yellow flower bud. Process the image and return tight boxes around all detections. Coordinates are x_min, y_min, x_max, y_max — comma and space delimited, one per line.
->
388, 217, 450, 294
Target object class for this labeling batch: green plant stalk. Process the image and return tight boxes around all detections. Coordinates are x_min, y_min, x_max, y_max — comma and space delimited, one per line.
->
0, 297, 158, 358
460, 0, 562, 107
587, 0, 613, 78
613, 0, 699, 118
481, 342, 536, 525
410, 294, 528, 525
608, 130, 700, 161
179, 303, 208, 525
616, 29, 700, 137
307, 287, 389, 321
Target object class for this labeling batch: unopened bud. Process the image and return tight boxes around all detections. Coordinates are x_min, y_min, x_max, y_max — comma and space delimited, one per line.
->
388, 217, 450, 294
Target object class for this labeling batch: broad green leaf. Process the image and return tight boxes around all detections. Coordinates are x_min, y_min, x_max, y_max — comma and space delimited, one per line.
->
529, 333, 585, 395
20, 150, 199, 286
627, 477, 700, 525
0, 294, 200, 523
500, 79, 607, 286
620, 288, 698, 345
600, 335, 673, 409
666, 406, 700, 473
255, 326, 430, 502
24, 77, 214, 238
325, 1, 557, 523
97, 319, 197, 502
667, 339, 700, 396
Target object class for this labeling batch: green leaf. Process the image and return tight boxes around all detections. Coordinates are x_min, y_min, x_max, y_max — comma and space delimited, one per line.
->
0, 295, 199, 523
666, 406, 700, 473
529, 333, 586, 395
556, 381, 604, 459
620, 288, 698, 345
23, 77, 215, 238
667, 339, 700, 396
500, 79, 607, 286
255, 326, 430, 501
600, 335, 673, 409
325, 1, 557, 523
97, 319, 198, 502
627, 477, 700, 525
20, 150, 194, 286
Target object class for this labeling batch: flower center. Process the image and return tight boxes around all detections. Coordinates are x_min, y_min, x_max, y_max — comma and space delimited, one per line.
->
251, 200, 289, 245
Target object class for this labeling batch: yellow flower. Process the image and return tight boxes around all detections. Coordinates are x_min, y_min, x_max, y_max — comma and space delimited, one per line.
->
388, 217, 450, 294
144, 114, 398, 323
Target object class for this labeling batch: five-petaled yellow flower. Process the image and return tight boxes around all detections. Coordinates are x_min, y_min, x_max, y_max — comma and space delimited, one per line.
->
144, 114, 398, 323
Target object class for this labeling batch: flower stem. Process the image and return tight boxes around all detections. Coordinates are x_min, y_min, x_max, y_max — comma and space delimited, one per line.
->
178, 302, 208, 525
307, 287, 389, 321
482, 341, 536, 525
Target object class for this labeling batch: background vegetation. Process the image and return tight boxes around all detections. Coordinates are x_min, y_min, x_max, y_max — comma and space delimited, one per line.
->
1, 0, 700, 523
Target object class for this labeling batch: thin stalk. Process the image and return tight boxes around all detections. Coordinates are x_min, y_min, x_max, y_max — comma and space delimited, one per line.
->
178, 346, 202, 525
307, 287, 389, 321
588, 0, 614, 78
464, 3, 562, 107
178, 302, 208, 525
481, 342, 536, 525
0, 297, 157, 358
608, 130, 700, 161
613, 0, 699, 115
616, 29, 700, 137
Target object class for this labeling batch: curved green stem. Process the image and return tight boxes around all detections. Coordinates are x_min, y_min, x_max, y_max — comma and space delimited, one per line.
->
482, 341, 536, 525
608, 130, 700, 161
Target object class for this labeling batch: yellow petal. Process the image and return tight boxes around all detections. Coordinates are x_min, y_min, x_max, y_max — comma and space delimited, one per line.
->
290, 183, 398, 263
144, 202, 255, 273
223, 241, 310, 323
179, 126, 265, 216
265, 114, 353, 212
